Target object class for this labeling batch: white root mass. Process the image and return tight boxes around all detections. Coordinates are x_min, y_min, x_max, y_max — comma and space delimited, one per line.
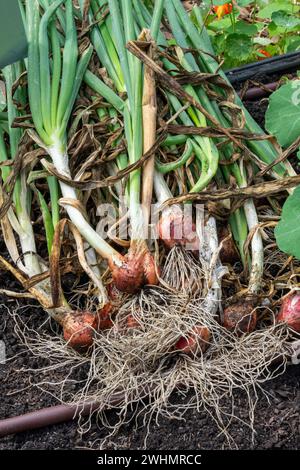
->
9, 218, 295, 448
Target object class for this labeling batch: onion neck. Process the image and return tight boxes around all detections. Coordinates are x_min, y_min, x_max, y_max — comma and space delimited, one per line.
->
240, 167, 264, 296
243, 198, 264, 296
154, 171, 173, 205
48, 139, 158, 294
48, 140, 118, 261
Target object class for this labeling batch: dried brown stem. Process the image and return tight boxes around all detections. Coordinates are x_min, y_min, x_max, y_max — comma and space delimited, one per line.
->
257, 135, 300, 177
166, 124, 273, 142
0, 254, 54, 310
126, 40, 269, 171
164, 175, 300, 206
40, 130, 167, 191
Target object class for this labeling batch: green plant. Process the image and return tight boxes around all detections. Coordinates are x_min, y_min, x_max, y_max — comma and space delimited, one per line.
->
266, 76, 300, 260
266, 79, 300, 148
203, 0, 300, 69
275, 186, 300, 260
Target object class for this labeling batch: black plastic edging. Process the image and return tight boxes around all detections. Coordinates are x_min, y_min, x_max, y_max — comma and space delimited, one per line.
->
226, 51, 300, 85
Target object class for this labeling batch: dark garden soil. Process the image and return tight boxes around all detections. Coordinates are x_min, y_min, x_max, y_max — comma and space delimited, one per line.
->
0, 72, 300, 450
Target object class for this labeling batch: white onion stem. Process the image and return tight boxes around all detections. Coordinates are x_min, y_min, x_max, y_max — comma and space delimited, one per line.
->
243, 199, 264, 295
48, 142, 118, 263
154, 171, 173, 204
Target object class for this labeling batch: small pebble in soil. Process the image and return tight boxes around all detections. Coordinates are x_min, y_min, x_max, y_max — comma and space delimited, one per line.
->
0, 340, 6, 364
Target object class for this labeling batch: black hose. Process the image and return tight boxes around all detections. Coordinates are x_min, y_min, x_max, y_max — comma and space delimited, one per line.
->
0, 387, 150, 438
0, 402, 100, 438
226, 51, 300, 85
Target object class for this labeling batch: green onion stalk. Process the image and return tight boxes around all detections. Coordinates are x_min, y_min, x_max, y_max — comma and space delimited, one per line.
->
26, 0, 157, 296
132, 1, 220, 254
33, 0, 107, 292
26, 0, 110, 299
0, 62, 74, 330
83, 0, 197, 255
165, 0, 264, 321
1, 63, 42, 278
138, 2, 252, 271
133, 0, 220, 193
171, 1, 266, 287
131, 0, 246, 260
128, 1, 222, 256
96, 107, 128, 200
171, 0, 295, 180
131, 1, 263, 306
81, 0, 161, 291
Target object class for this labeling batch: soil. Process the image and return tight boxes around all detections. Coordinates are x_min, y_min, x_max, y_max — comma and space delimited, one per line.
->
0, 70, 300, 451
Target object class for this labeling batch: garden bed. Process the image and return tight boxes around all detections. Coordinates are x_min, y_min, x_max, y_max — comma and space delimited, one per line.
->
0, 273, 299, 450
1, 68, 299, 450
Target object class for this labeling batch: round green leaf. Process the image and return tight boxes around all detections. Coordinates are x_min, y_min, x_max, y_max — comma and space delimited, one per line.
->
237, 0, 252, 6
271, 10, 300, 29
203, 0, 231, 5
226, 33, 253, 60
265, 80, 300, 148
258, 1, 298, 19
212, 33, 227, 55
208, 17, 232, 32
286, 36, 300, 53
227, 21, 258, 36
275, 186, 300, 260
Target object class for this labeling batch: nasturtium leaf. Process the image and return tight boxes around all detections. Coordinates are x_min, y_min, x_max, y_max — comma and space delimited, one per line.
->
202, 0, 231, 5
271, 10, 300, 29
208, 17, 232, 32
265, 80, 300, 148
268, 21, 287, 36
226, 33, 253, 60
263, 44, 279, 57
236, 0, 252, 6
212, 33, 227, 55
258, 1, 298, 19
275, 186, 300, 260
286, 37, 300, 53
227, 21, 258, 36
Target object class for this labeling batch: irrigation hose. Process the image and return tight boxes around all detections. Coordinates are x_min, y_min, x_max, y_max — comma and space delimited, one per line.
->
0, 343, 293, 439
0, 401, 101, 438
0, 385, 154, 438
238, 82, 278, 101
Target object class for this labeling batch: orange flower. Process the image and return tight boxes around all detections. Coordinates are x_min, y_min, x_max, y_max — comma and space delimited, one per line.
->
257, 49, 272, 60
212, 3, 233, 20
